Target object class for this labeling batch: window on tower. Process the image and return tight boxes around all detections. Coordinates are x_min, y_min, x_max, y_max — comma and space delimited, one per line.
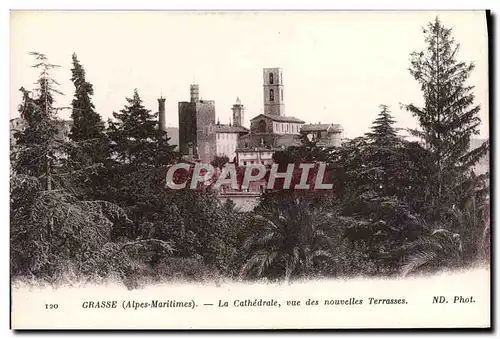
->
281, 88, 283, 100
270, 89, 274, 102
269, 73, 274, 84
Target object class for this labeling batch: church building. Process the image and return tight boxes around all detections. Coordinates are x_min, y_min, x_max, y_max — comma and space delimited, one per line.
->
176, 67, 344, 167
235, 67, 306, 165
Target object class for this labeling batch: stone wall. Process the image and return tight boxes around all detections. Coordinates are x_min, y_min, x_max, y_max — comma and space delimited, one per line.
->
178, 101, 197, 156
195, 100, 216, 163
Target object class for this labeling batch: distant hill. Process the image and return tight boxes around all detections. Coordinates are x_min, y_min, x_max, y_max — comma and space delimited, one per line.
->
165, 127, 179, 151
11, 117, 180, 152
471, 138, 489, 175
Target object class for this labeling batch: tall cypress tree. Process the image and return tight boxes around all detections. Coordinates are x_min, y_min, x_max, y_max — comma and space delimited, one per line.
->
13, 52, 61, 189
11, 52, 64, 262
69, 53, 103, 142
68, 53, 107, 167
404, 17, 489, 208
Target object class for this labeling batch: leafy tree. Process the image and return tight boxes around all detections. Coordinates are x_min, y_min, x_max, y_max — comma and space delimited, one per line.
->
273, 132, 328, 166
261, 134, 333, 207
10, 171, 132, 280
328, 107, 431, 273
11, 52, 67, 276
404, 17, 489, 212
447, 172, 490, 263
107, 89, 177, 167
169, 189, 238, 273
69, 53, 104, 143
60, 53, 114, 201
364, 104, 401, 197
10, 53, 136, 283
68, 53, 107, 165
103, 90, 180, 241
362, 104, 433, 205
240, 198, 337, 281
333, 105, 404, 210
399, 229, 463, 277
211, 155, 229, 169
403, 17, 490, 265
365, 104, 399, 144
12, 52, 62, 188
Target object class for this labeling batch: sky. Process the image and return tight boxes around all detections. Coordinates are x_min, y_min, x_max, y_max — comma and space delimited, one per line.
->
10, 10, 489, 139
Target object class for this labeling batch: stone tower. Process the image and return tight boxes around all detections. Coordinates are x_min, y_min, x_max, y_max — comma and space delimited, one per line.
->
263, 67, 285, 116
157, 96, 167, 132
178, 84, 216, 163
190, 84, 199, 103
232, 96, 245, 127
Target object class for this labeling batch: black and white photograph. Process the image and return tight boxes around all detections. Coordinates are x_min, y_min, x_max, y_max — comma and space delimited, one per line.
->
9, 9, 491, 329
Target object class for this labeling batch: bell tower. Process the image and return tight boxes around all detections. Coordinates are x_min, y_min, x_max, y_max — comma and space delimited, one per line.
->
263, 67, 285, 116
232, 96, 245, 127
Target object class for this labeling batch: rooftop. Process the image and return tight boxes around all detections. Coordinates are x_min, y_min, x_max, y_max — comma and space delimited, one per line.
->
274, 134, 302, 147
301, 123, 343, 133
236, 134, 301, 152
215, 124, 249, 133
236, 146, 275, 152
250, 114, 305, 124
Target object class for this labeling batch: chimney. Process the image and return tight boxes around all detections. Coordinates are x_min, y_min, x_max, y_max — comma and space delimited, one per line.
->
190, 84, 199, 103
158, 96, 167, 132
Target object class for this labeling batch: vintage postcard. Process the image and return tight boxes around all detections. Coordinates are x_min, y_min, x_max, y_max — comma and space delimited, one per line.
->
9, 10, 491, 329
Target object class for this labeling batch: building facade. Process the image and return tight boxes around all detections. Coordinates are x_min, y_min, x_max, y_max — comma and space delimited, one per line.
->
263, 67, 285, 116
178, 84, 217, 163
215, 124, 248, 161
249, 114, 304, 135
236, 148, 274, 166
301, 123, 344, 147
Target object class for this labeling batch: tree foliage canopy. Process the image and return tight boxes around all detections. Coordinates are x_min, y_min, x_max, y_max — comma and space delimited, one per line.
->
10, 17, 490, 286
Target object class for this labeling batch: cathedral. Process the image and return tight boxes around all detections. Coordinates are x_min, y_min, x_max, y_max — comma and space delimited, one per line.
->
11, 67, 343, 169
176, 67, 344, 165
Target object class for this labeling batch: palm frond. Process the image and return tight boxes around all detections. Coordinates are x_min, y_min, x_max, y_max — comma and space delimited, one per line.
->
400, 249, 437, 277
311, 249, 333, 260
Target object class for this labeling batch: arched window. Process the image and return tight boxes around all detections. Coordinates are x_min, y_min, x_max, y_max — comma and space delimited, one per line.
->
269, 73, 274, 84
269, 89, 274, 102
258, 119, 267, 133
